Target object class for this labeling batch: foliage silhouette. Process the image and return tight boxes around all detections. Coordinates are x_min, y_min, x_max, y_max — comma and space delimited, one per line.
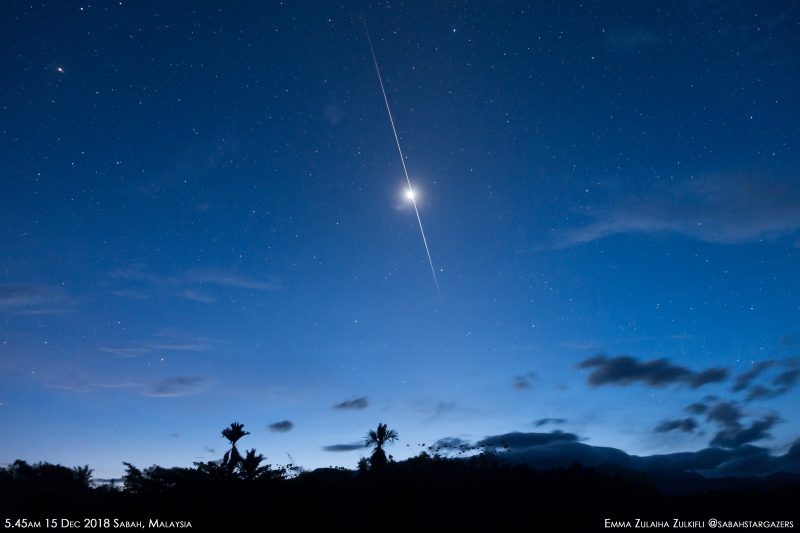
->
4, 422, 800, 531
365, 422, 398, 470
1, 460, 92, 490
221, 421, 249, 472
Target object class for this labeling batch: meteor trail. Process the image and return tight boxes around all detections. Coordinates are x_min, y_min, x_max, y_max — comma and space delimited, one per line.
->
362, 16, 440, 295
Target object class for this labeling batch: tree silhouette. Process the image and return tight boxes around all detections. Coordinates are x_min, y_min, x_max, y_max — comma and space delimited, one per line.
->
365, 423, 398, 470
221, 421, 250, 472
239, 448, 266, 481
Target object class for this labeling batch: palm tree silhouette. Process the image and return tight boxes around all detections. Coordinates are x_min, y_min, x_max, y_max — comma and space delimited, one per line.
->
239, 448, 266, 481
221, 422, 249, 471
365, 422, 398, 470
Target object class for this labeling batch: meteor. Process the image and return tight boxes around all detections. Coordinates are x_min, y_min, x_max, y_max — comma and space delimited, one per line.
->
363, 16, 440, 295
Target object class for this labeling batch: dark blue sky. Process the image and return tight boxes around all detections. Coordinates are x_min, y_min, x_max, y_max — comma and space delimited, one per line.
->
2, 1, 799, 478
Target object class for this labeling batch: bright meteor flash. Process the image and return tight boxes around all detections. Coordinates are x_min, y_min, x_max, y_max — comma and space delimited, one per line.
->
363, 16, 440, 295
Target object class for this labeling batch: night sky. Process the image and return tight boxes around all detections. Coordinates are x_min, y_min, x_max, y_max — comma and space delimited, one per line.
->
2, 1, 799, 479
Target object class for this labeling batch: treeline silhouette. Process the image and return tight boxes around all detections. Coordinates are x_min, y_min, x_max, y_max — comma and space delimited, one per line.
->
2, 422, 797, 531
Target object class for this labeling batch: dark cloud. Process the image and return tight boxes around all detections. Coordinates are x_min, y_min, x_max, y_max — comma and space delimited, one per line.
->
710, 415, 781, 449
322, 442, 367, 452
706, 401, 743, 428
731, 358, 800, 401
773, 367, 800, 389
332, 397, 368, 410
512, 372, 537, 390
477, 431, 579, 451
533, 418, 567, 428
267, 420, 294, 433
578, 355, 728, 389
689, 368, 730, 388
685, 396, 718, 415
465, 431, 800, 479
732, 360, 776, 392
655, 418, 697, 433
146, 376, 208, 398
553, 175, 800, 249
701, 399, 782, 448
745, 385, 776, 402
430, 437, 471, 452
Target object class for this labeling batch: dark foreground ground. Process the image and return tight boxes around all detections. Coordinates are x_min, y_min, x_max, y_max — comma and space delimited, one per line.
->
2, 457, 798, 532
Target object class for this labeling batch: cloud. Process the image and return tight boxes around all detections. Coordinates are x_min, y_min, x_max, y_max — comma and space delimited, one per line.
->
100, 331, 221, 358
552, 175, 800, 248
267, 420, 294, 433
532, 418, 567, 427
477, 431, 579, 451
109, 264, 282, 301
146, 376, 208, 398
178, 289, 216, 303
49, 380, 141, 393
99, 347, 152, 357
655, 418, 697, 433
109, 288, 150, 300
323, 442, 367, 452
773, 367, 800, 389
0, 284, 74, 315
706, 401, 743, 428
453, 431, 800, 479
512, 372, 537, 390
578, 355, 728, 388
685, 396, 718, 415
730, 358, 800, 401
430, 437, 471, 452
186, 268, 282, 291
732, 361, 776, 392
700, 400, 782, 448
332, 397, 368, 410
710, 415, 781, 448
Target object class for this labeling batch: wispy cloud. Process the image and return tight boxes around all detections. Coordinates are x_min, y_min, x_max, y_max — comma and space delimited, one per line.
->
178, 289, 217, 303
100, 329, 223, 358
109, 264, 282, 302
0, 284, 75, 315
552, 175, 800, 248
332, 397, 368, 410
187, 268, 282, 290
49, 380, 141, 393
532, 417, 567, 428
146, 376, 209, 398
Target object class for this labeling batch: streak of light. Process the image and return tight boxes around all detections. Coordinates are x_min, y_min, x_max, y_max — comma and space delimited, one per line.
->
363, 16, 440, 296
